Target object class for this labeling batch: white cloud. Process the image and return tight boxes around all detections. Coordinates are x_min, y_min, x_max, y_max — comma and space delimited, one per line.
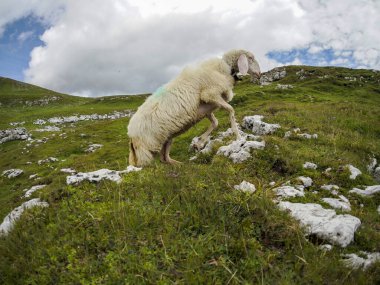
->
0, 0, 379, 96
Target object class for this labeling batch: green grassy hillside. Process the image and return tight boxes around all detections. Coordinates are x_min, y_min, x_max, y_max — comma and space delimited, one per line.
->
0, 66, 379, 284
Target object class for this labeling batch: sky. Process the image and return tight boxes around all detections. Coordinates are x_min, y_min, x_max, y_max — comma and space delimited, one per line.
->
0, 0, 379, 97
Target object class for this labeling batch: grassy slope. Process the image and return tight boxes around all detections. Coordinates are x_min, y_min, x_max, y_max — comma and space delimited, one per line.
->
0, 67, 379, 284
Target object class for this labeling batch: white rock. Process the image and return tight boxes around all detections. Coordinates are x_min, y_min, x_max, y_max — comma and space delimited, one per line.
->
346, 164, 362, 180
321, 184, 340, 191
66, 166, 142, 185
322, 195, 351, 212
2, 169, 23, 178
269, 181, 276, 186
217, 135, 265, 163
0, 128, 31, 144
35, 126, 61, 132
319, 244, 333, 251
377, 205, 380, 214
38, 157, 59, 165
342, 252, 380, 270
297, 176, 313, 187
242, 115, 281, 135
278, 202, 361, 247
23, 185, 47, 198
33, 119, 46, 125
297, 133, 318, 139
85, 144, 103, 153
29, 174, 38, 180
234, 181, 256, 193
0, 198, 49, 236
303, 162, 318, 169
276, 84, 293, 89
349, 185, 380, 196
273, 185, 305, 199
60, 168, 77, 174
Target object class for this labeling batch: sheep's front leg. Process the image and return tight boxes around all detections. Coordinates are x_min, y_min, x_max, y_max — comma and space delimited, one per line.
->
160, 138, 181, 164
214, 99, 241, 140
192, 112, 218, 150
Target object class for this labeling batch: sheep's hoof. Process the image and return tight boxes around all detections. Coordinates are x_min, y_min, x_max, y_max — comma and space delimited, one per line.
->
167, 158, 182, 165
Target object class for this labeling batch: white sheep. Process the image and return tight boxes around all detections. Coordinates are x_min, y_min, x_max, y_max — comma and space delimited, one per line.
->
128, 49, 261, 166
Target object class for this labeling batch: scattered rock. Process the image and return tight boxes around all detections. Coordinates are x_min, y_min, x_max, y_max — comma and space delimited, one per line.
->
297, 176, 313, 187
66, 166, 142, 185
2, 169, 23, 178
367, 156, 380, 182
60, 168, 77, 174
242, 115, 281, 135
0, 128, 31, 144
9, 121, 25, 126
297, 133, 318, 139
322, 195, 351, 212
303, 162, 318, 169
35, 126, 61, 132
273, 185, 305, 199
217, 135, 265, 163
33, 110, 134, 125
342, 252, 380, 270
85, 144, 103, 153
278, 202, 361, 247
319, 244, 333, 251
349, 185, 380, 197
346, 164, 362, 180
0, 198, 49, 236
23, 185, 47, 198
29, 174, 38, 180
269, 181, 276, 187
377, 205, 380, 214
24, 96, 60, 107
38, 157, 59, 165
276, 84, 293, 90
260, 67, 287, 85
234, 181, 256, 193
320, 185, 340, 195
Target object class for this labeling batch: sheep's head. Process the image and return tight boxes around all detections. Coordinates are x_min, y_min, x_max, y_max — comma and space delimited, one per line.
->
222, 49, 261, 82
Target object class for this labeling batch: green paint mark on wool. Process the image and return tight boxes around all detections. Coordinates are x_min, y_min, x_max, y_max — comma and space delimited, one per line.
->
151, 86, 166, 99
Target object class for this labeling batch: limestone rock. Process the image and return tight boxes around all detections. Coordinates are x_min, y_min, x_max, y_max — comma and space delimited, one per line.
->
0, 128, 31, 144
0, 198, 49, 236
349, 185, 380, 197
242, 115, 281, 135
278, 202, 361, 247
2, 169, 23, 178
234, 181, 256, 193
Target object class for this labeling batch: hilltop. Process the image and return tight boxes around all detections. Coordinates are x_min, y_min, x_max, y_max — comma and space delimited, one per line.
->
0, 66, 380, 284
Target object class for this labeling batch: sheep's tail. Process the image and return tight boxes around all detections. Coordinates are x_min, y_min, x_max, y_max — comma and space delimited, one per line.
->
129, 138, 153, 166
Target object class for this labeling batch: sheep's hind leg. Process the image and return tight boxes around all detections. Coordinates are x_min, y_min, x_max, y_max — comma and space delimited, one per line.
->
192, 112, 218, 150
161, 139, 181, 164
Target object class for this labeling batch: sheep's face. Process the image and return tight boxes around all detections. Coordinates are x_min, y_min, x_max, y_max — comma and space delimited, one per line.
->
223, 49, 261, 82
238, 51, 261, 81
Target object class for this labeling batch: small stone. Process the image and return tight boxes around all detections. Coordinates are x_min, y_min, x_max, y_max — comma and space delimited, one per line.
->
303, 162, 317, 169
23, 185, 47, 198
234, 181, 256, 193
349, 185, 380, 196
319, 244, 333, 251
273, 185, 305, 199
346, 164, 362, 180
297, 176, 313, 187
342, 252, 380, 270
0, 199, 49, 236
2, 169, 23, 178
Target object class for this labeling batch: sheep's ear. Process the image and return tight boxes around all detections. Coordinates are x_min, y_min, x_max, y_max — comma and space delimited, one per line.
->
237, 54, 249, 75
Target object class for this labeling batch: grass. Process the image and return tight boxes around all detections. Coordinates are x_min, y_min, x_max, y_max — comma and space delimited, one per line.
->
0, 65, 380, 284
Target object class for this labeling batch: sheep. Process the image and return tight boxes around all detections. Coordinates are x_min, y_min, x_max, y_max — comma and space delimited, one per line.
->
128, 49, 261, 166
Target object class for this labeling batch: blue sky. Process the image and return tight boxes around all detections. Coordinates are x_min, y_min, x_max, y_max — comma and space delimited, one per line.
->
0, 0, 379, 96
0, 16, 46, 81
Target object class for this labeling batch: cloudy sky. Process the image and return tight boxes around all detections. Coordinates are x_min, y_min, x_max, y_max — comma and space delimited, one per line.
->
0, 0, 379, 97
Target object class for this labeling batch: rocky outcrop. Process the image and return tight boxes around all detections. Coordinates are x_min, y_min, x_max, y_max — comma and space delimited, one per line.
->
0, 128, 31, 144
